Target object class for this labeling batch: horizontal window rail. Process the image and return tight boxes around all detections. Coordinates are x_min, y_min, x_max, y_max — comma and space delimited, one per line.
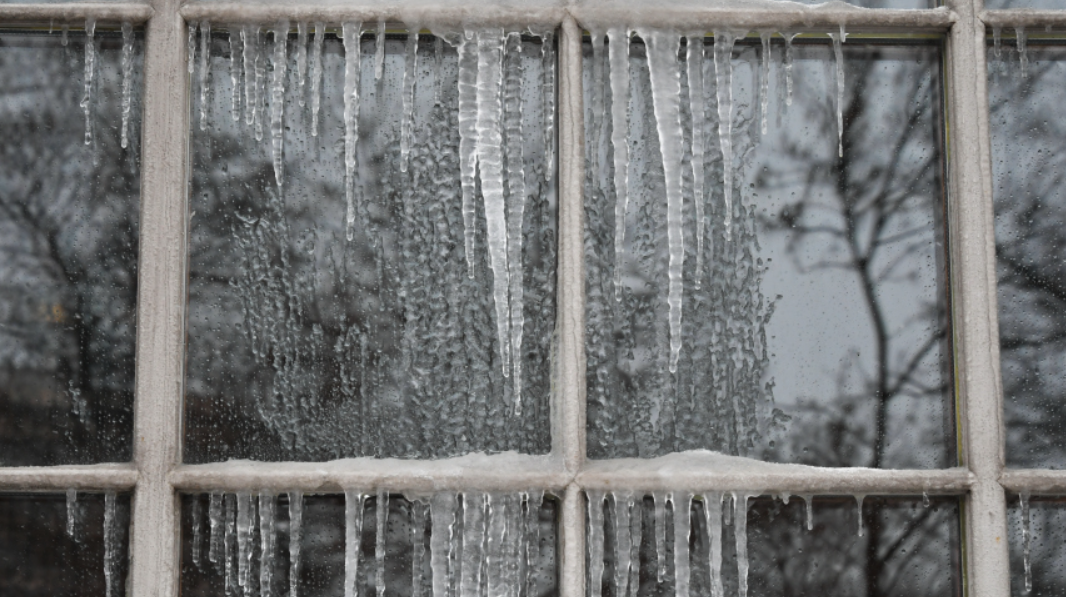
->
0, 464, 139, 490
0, 2, 151, 22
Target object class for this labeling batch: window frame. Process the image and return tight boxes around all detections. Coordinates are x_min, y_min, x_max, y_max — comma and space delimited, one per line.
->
0, 1, 1048, 596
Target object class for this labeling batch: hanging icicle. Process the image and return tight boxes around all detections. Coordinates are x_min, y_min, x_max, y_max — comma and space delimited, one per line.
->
608, 26, 631, 302
1016, 26, 1029, 78
653, 491, 667, 582
192, 495, 203, 567
587, 491, 606, 597
230, 29, 242, 122
260, 492, 277, 597
342, 21, 363, 241
854, 494, 865, 537
271, 20, 289, 188
345, 490, 366, 597
209, 493, 223, 567
461, 492, 487, 597
458, 30, 479, 278
784, 32, 798, 108
82, 18, 97, 146
311, 22, 324, 136
503, 30, 527, 412
703, 493, 724, 597
104, 491, 117, 597
66, 489, 77, 539
121, 22, 133, 148
200, 21, 212, 131
430, 493, 458, 597
289, 491, 304, 597
1021, 492, 1032, 592
540, 29, 556, 180
400, 26, 420, 173
713, 31, 737, 240
376, 19, 387, 81
686, 31, 706, 290
612, 492, 632, 597
759, 31, 770, 136
296, 22, 309, 107
828, 25, 847, 158
673, 493, 692, 597
734, 493, 750, 597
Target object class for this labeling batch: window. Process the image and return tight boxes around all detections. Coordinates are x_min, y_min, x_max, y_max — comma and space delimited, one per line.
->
0, 0, 1057, 596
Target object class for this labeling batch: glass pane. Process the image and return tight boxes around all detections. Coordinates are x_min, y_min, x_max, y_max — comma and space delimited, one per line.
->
180, 491, 558, 597
0, 492, 132, 597
584, 35, 953, 467
985, 0, 1063, 7
989, 41, 1066, 468
184, 26, 556, 462
0, 27, 141, 466
1008, 495, 1066, 596
585, 493, 960, 597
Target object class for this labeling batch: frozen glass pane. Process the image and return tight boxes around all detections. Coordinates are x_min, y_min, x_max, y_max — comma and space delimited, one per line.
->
0, 27, 141, 466
985, 0, 1063, 7
0, 492, 131, 597
586, 493, 960, 597
1008, 496, 1066, 596
184, 27, 556, 462
584, 35, 953, 467
989, 42, 1066, 468
180, 491, 558, 597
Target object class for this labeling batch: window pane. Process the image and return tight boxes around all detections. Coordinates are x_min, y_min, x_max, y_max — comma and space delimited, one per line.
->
0, 27, 141, 466
585, 493, 960, 597
584, 35, 953, 467
184, 26, 556, 462
989, 41, 1066, 468
0, 492, 132, 597
1008, 495, 1066, 596
181, 491, 558, 597
984, 0, 1062, 7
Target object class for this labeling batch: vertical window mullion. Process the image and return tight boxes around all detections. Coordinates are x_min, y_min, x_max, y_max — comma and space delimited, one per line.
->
128, 0, 190, 595
945, 0, 1010, 596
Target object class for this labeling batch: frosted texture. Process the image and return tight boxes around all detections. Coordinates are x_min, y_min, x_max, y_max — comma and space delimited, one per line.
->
1007, 496, 1066, 596
586, 493, 959, 597
180, 492, 558, 597
584, 36, 953, 468
989, 44, 1066, 470
0, 492, 131, 597
185, 29, 556, 462
0, 28, 142, 466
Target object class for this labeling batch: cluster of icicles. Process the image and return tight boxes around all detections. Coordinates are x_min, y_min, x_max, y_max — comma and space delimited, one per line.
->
64, 490, 122, 597
65, 19, 136, 149
991, 26, 1036, 78
587, 490, 886, 597
589, 26, 847, 372
186, 490, 547, 597
187, 22, 556, 414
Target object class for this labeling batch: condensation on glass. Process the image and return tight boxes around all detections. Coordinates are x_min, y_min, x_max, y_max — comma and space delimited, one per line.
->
582, 33, 953, 467
0, 26, 142, 466
180, 491, 558, 597
584, 493, 960, 597
0, 492, 132, 597
183, 26, 557, 462
989, 40, 1066, 469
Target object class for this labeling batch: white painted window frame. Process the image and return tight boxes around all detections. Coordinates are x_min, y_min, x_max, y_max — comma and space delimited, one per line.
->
0, 0, 1050, 596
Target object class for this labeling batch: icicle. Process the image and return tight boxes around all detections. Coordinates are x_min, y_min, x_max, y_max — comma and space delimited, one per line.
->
590, 28, 606, 190
193, 495, 204, 567
733, 493, 750, 597
653, 491, 667, 582
703, 493, 723, 597
612, 492, 632, 597
188, 21, 197, 75
271, 20, 289, 188
260, 492, 277, 597
1022, 492, 1032, 592
237, 492, 253, 587
289, 491, 304, 597
503, 30, 527, 411
200, 21, 212, 131
627, 498, 640, 597
66, 489, 77, 539
784, 33, 797, 107
475, 28, 513, 380
61, 25, 69, 46
1016, 27, 1029, 78
411, 501, 426, 597
343, 21, 363, 241
345, 490, 367, 597
82, 18, 96, 146
608, 26, 631, 301
458, 31, 479, 278
375, 19, 387, 81
400, 27, 420, 172
230, 30, 242, 122
587, 491, 606, 597
430, 493, 458, 597
311, 22, 324, 136
485, 494, 510, 597
993, 26, 1002, 72
713, 31, 736, 240
541, 30, 556, 180
434, 37, 444, 105
120, 22, 133, 148
828, 25, 847, 159
854, 494, 865, 537
673, 493, 692, 597
242, 26, 258, 127
254, 27, 266, 141
461, 492, 487, 597
209, 493, 223, 567
803, 495, 813, 531
686, 31, 706, 291
642, 29, 686, 374
923, 491, 930, 508
104, 491, 117, 597
225, 495, 237, 594
376, 491, 389, 597
759, 32, 770, 136
524, 490, 544, 597
779, 492, 790, 505
296, 22, 308, 107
